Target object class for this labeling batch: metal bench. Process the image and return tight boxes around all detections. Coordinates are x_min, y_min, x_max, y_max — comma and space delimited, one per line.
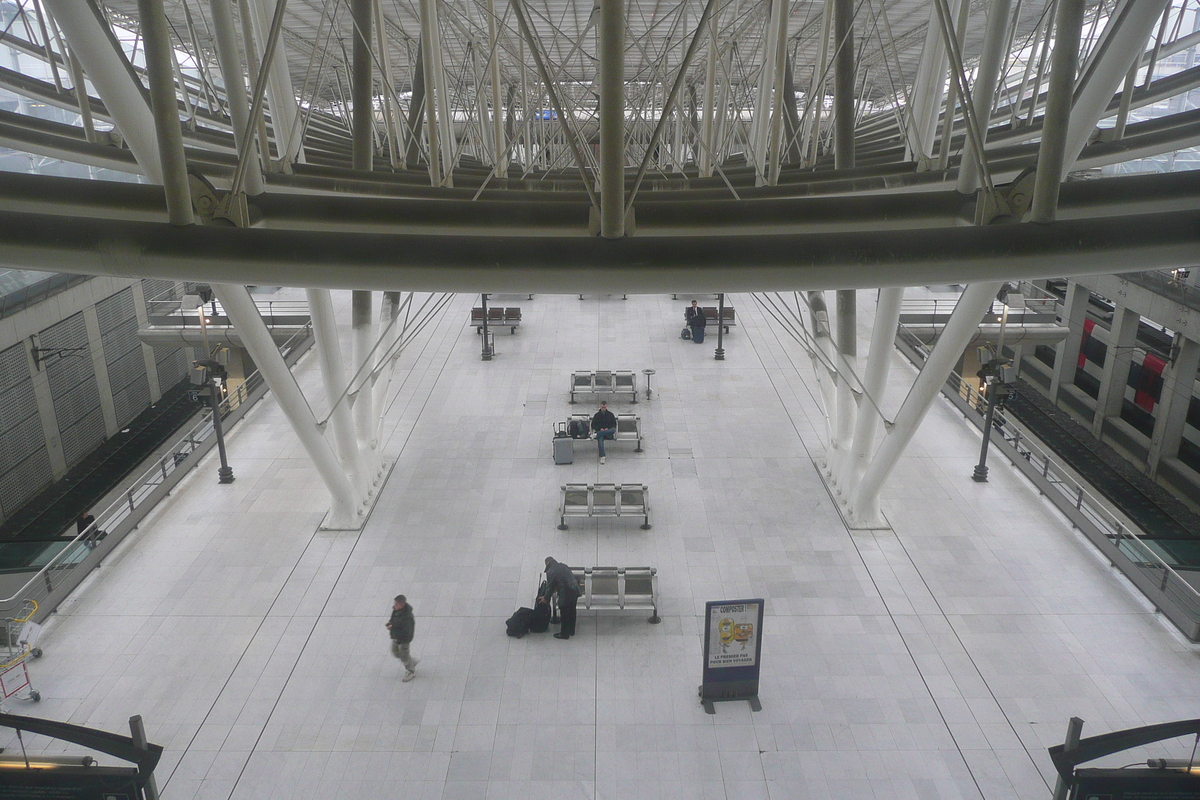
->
702, 306, 735, 333
559, 483, 651, 529
469, 307, 521, 334
566, 413, 642, 452
546, 566, 661, 624
569, 370, 637, 403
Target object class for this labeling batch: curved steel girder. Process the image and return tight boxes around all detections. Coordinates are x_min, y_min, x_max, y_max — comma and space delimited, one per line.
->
0, 207, 1196, 294
3, 165, 1199, 235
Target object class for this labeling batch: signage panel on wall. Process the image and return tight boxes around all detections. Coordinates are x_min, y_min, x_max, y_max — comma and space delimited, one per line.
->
699, 598, 764, 713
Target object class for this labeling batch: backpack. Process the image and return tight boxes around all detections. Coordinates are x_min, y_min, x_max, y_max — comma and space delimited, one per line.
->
506, 607, 536, 638
567, 419, 590, 439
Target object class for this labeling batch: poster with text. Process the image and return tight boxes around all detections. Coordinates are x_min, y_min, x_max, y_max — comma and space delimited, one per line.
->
706, 601, 761, 669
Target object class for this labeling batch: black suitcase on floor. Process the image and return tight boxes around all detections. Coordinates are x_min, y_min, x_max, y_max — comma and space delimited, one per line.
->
506, 607, 536, 638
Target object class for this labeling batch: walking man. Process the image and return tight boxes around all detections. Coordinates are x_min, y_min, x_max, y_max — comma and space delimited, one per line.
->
386, 594, 419, 681
592, 401, 617, 465
540, 557, 580, 639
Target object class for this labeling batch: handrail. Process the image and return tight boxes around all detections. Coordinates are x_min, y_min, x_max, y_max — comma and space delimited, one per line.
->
896, 322, 1200, 640
0, 322, 314, 620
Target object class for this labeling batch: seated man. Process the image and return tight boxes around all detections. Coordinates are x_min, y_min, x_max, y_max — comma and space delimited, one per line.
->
685, 300, 707, 343
592, 401, 617, 465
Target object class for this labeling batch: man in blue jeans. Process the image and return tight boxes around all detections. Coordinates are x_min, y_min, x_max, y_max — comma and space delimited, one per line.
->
591, 401, 617, 465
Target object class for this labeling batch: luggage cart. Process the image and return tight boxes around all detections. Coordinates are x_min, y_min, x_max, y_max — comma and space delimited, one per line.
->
1, 600, 42, 704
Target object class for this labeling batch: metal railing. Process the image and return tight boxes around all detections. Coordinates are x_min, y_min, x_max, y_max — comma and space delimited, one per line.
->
900, 282, 1062, 322
145, 298, 310, 328
896, 323, 1200, 642
1120, 269, 1200, 315
0, 322, 314, 626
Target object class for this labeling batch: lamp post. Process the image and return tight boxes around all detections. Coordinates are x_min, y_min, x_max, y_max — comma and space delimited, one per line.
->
971, 358, 1010, 482
972, 288, 1016, 482
480, 292, 493, 361
196, 359, 235, 484
715, 292, 725, 360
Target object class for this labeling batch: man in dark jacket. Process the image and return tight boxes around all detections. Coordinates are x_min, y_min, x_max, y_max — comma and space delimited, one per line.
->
386, 594, 419, 681
591, 401, 617, 464
686, 300, 707, 343
540, 557, 580, 639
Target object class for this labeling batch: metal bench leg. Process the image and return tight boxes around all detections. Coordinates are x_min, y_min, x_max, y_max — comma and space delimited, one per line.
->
641, 515, 651, 530
649, 603, 660, 624
635, 437, 642, 453
558, 517, 569, 530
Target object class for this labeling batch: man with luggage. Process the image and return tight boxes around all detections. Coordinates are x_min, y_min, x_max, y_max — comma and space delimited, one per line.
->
686, 300, 707, 343
540, 557, 581, 639
592, 401, 617, 465
386, 594, 419, 681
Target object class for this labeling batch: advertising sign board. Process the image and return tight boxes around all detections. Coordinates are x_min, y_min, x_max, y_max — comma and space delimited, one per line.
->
699, 598, 764, 713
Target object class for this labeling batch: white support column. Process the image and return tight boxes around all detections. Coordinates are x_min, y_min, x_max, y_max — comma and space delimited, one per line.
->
598, 0, 625, 237
1090, 305, 1139, 439
803, 2, 832, 166
374, 0, 402, 167
42, 0, 161, 181
82, 306, 118, 437
1030, 0, 1083, 222
906, 0, 961, 162
713, 47, 732, 167
1049, 280, 1089, 404
487, 0, 506, 174
1147, 335, 1200, 479
372, 290, 403, 441
957, 0, 1013, 193
351, 0, 374, 171
428, 0, 455, 183
807, 291, 840, 453
847, 287, 904, 496
65, 50, 98, 144
210, 0, 265, 194
765, 0, 790, 184
351, 290, 378, 456
1062, 0, 1173, 173
699, 15, 718, 177
831, 289, 857, 488
26, 339, 66, 479
419, 0, 444, 186
213, 283, 361, 529
247, 0, 305, 164
851, 281, 1002, 526
751, 0, 783, 184
306, 288, 365, 494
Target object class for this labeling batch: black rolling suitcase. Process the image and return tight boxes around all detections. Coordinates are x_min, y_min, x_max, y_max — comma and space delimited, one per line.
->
529, 581, 551, 633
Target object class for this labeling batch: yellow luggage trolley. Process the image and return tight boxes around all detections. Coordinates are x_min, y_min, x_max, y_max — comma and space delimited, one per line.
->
1, 599, 42, 704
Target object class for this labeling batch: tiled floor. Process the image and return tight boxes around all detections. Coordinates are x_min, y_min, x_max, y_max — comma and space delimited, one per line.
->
7, 290, 1200, 800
